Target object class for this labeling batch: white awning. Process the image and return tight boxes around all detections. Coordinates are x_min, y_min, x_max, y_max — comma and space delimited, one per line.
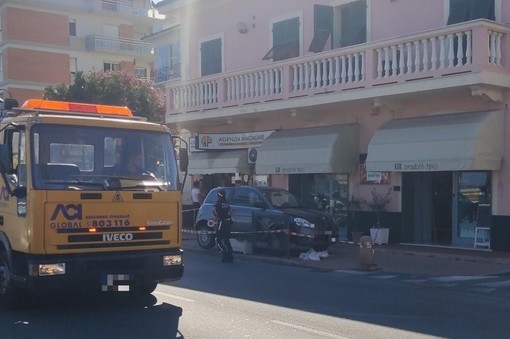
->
256, 124, 359, 174
188, 149, 250, 175
366, 111, 504, 172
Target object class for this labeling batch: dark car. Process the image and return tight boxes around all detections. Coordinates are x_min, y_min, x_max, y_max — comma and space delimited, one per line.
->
194, 186, 336, 252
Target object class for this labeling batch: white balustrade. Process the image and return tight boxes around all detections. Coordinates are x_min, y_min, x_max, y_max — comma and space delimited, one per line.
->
167, 23, 506, 113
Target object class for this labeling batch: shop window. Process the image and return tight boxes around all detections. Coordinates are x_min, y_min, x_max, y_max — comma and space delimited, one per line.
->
200, 38, 222, 76
262, 17, 300, 61
457, 171, 491, 239
447, 0, 495, 25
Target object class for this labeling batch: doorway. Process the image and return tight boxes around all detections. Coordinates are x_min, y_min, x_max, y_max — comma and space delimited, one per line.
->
403, 172, 453, 245
431, 172, 453, 244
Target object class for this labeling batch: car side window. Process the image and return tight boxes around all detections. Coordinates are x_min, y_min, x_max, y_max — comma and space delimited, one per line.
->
232, 188, 257, 207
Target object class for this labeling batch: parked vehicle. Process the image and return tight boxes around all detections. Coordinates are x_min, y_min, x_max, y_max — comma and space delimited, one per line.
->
194, 186, 336, 252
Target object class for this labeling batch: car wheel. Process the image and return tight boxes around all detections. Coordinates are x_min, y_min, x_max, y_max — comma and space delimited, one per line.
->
267, 225, 285, 251
196, 224, 216, 249
0, 251, 24, 309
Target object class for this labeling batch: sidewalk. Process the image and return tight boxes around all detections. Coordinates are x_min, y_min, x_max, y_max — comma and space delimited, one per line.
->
182, 234, 510, 277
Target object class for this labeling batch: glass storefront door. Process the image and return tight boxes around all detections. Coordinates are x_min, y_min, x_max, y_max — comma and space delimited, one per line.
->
453, 171, 491, 247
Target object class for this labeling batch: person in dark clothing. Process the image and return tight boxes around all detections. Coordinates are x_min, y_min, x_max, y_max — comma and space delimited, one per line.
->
213, 189, 234, 263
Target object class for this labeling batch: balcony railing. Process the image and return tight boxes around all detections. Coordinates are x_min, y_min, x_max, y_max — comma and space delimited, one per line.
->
89, 0, 151, 18
153, 64, 182, 83
86, 35, 154, 56
167, 20, 509, 115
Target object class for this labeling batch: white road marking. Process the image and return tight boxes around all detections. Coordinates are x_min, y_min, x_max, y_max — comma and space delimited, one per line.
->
271, 320, 349, 339
153, 290, 195, 302
477, 279, 510, 287
432, 276, 497, 282
372, 275, 398, 279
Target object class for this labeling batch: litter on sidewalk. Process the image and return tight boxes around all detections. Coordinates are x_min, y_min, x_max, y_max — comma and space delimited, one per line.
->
299, 249, 330, 261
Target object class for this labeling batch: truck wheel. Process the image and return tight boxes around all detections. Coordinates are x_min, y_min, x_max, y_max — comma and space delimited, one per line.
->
131, 281, 158, 296
196, 225, 216, 249
0, 252, 23, 309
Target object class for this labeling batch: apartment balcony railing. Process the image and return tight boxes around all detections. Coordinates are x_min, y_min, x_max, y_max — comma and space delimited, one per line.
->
89, 0, 151, 18
86, 35, 154, 56
153, 64, 182, 83
167, 20, 509, 115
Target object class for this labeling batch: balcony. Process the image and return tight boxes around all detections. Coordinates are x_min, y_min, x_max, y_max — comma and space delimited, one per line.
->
166, 20, 510, 119
153, 64, 182, 83
86, 35, 154, 56
16, 0, 154, 19
89, 0, 151, 19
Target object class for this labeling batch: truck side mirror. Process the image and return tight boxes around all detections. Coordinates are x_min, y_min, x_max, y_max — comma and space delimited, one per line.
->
179, 148, 188, 172
3, 98, 19, 110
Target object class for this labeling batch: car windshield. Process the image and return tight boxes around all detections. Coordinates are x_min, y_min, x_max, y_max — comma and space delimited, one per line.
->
259, 188, 301, 208
30, 124, 179, 191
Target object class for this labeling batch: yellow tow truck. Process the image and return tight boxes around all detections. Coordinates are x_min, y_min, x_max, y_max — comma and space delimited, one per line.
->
0, 98, 187, 308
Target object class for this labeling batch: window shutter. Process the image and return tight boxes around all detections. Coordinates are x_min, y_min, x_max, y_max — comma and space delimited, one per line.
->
468, 0, 495, 21
201, 38, 222, 76
339, 0, 366, 48
309, 5, 333, 53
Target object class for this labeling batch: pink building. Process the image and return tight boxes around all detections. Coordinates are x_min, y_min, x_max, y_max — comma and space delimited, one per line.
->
150, 0, 510, 251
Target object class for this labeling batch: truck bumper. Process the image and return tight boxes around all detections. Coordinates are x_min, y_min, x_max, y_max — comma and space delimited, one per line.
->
12, 248, 183, 293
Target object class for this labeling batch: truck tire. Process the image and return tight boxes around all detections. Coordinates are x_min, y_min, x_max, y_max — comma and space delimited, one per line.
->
0, 251, 24, 309
131, 281, 158, 296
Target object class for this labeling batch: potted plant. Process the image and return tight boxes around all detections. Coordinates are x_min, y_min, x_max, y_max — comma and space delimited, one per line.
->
366, 188, 392, 245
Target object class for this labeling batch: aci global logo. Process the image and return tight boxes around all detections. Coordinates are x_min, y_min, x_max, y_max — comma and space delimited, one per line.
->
51, 204, 82, 221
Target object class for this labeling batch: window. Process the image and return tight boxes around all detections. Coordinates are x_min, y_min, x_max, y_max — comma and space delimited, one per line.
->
104, 62, 120, 72
69, 19, 76, 37
309, 5, 333, 53
102, 24, 119, 38
50, 143, 95, 171
156, 42, 180, 81
447, 0, 495, 24
333, 0, 366, 49
232, 188, 258, 207
200, 38, 222, 76
263, 17, 300, 61
134, 67, 147, 79
102, 0, 118, 12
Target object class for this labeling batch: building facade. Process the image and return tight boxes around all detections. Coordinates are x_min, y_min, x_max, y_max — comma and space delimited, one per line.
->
151, 0, 510, 251
0, 0, 159, 103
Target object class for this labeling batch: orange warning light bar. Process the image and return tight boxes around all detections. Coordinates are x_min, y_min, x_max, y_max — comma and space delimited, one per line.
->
22, 99, 133, 117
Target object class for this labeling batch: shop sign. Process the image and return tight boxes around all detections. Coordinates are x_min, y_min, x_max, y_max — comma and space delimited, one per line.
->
394, 162, 439, 171
196, 131, 274, 150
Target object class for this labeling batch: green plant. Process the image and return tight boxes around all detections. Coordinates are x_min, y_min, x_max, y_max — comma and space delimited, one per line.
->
366, 188, 392, 227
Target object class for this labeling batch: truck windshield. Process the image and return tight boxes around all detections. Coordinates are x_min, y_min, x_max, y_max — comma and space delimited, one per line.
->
30, 124, 179, 191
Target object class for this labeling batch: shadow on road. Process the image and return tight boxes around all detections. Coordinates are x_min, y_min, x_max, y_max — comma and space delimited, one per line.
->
0, 293, 182, 339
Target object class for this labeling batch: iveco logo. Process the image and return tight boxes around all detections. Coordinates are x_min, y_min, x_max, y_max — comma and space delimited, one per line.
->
102, 233, 133, 241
